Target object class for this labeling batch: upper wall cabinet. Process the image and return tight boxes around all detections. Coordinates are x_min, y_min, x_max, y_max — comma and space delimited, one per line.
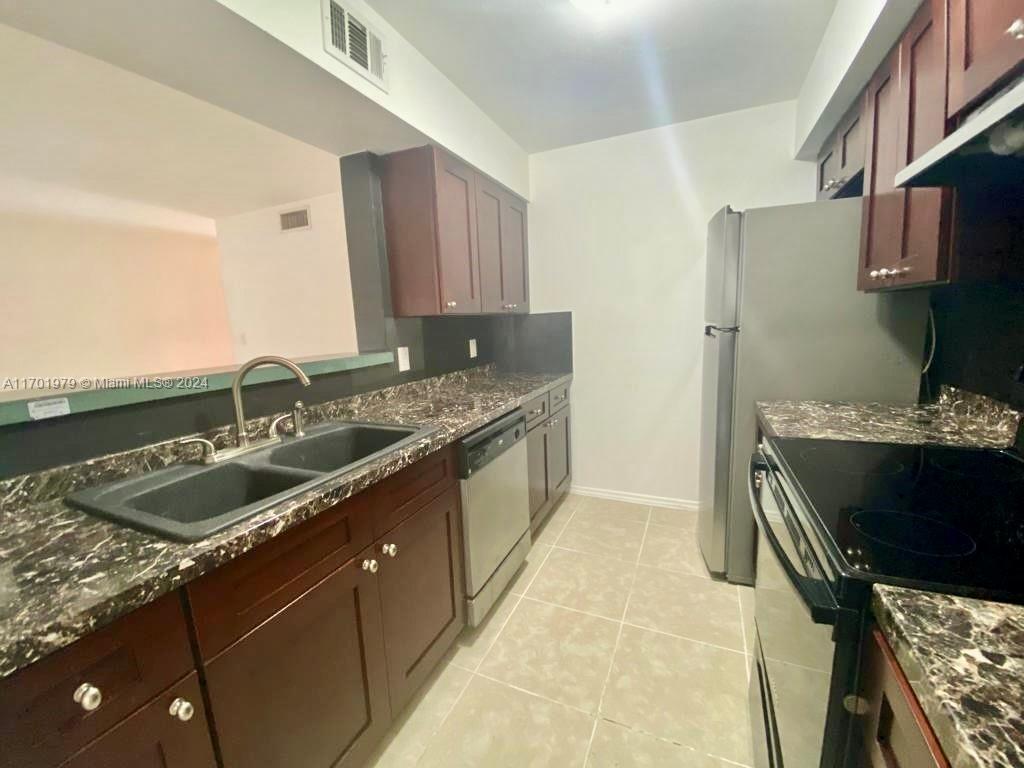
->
947, 0, 1024, 118
859, 0, 954, 291
380, 146, 529, 317
816, 101, 864, 200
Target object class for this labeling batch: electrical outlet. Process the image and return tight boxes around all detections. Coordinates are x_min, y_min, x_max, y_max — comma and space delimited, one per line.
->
469, 338, 478, 358
397, 346, 410, 372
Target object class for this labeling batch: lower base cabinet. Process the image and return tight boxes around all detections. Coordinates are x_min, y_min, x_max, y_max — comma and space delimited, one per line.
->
378, 484, 465, 714
204, 547, 391, 768
527, 388, 572, 532
62, 674, 216, 768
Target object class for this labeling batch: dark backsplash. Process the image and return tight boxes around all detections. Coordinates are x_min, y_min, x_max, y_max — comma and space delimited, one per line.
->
928, 282, 1024, 411
0, 312, 571, 479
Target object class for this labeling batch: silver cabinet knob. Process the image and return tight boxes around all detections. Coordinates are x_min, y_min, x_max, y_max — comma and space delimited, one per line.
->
73, 683, 103, 712
445, 300, 457, 309
168, 697, 195, 722
824, 178, 836, 191
382, 543, 398, 557
1008, 18, 1024, 39
362, 558, 379, 573
869, 270, 880, 280
877, 268, 892, 278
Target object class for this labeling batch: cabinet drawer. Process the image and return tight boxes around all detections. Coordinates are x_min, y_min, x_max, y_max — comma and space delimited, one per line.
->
371, 445, 457, 538
188, 492, 375, 659
62, 673, 216, 768
523, 393, 550, 429
0, 592, 194, 768
550, 384, 570, 413
861, 627, 950, 768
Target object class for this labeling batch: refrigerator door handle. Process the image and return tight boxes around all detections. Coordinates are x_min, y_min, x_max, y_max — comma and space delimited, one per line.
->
704, 324, 740, 337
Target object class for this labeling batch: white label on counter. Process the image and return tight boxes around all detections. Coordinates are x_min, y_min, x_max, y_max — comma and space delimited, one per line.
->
28, 397, 71, 420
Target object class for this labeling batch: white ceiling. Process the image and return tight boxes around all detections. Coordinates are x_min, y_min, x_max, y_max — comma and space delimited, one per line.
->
365, 0, 838, 152
0, 23, 345, 220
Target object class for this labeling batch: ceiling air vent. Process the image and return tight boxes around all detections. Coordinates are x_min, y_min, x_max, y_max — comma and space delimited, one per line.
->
279, 207, 311, 232
321, 0, 388, 92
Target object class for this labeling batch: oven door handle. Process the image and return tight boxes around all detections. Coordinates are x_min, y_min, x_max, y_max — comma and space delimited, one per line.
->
749, 453, 840, 625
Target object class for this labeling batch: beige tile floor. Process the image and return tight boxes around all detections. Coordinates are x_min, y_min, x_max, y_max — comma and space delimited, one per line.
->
367, 494, 757, 768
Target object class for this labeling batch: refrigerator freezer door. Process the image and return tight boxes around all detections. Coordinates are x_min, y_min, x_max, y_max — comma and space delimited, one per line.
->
724, 197, 928, 584
698, 206, 742, 576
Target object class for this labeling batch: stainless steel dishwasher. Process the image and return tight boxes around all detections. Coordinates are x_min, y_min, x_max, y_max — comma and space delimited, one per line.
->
457, 410, 531, 626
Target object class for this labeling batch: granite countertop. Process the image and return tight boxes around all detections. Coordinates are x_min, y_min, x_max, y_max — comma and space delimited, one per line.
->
0, 368, 570, 680
758, 386, 1022, 448
873, 585, 1024, 768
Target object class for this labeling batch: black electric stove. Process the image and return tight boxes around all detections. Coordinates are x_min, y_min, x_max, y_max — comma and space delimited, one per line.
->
770, 436, 1024, 603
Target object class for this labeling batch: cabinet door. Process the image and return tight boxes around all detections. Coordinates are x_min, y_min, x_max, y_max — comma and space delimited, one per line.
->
816, 143, 839, 200
859, 47, 906, 290
948, 0, 1024, 116
475, 175, 506, 314
434, 150, 481, 314
204, 549, 391, 768
377, 484, 465, 714
546, 407, 571, 502
500, 191, 529, 312
526, 422, 549, 521
62, 674, 216, 768
895, 0, 954, 286
837, 102, 865, 183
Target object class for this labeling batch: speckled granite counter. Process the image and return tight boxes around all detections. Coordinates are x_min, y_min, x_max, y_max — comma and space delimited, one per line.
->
0, 367, 570, 680
873, 585, 1024, 768
758, 386, 1021, 448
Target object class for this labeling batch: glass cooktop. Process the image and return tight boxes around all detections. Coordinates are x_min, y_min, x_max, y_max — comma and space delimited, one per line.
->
771, 437, 1024, 600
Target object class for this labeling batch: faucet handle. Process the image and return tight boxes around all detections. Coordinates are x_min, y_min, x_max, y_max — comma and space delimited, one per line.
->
292, 401, 306, 438
180, 437, 217, 464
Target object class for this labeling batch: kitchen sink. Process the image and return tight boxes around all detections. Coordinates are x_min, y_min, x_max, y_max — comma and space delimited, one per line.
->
67, 421, 434, 542
264, 423, 419, 474
68, 462, 316, 542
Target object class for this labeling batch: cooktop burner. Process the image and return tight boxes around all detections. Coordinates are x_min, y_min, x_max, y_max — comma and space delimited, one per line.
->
771, 437, 1024, 598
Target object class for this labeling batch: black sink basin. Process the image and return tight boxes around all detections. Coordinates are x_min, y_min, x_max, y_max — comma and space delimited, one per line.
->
67, 421, 435, 542
265, 424, 418, 473
68, 462, 314, 542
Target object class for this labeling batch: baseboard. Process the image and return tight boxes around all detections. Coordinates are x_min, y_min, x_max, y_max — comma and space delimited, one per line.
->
569, 485, 698, 511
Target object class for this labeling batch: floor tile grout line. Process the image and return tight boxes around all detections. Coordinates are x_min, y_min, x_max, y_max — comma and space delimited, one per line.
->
597, 716, 754, 767
583, 507, 650, 766
736, 585, 751, 683
619, 620, 748, 656
472, 669, 596, 717
466, 592, 524, 673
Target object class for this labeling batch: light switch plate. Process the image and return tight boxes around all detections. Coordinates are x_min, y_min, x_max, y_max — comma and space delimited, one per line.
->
469, 338, 478, 358
397, 346, 411, 372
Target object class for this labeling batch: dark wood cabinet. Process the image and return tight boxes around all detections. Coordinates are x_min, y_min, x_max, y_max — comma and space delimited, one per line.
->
0, 593, 196, 768
859, 628, 950, 768
817, 102, 864, 199
948, 0, 1024, 117
380, 145, 529, 316
377, 484, 465, 713
61, 674, 217, 768
527, 387, 572, 532
204, 546, 391, 768
859, 0, 953, 291
527, 420, 549, 521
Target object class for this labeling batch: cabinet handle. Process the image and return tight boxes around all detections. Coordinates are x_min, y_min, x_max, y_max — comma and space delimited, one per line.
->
1007, 18, 1024, 39
549, 418, 559, 427
824, 178, 836, 191
528, 407, 544, 416
168, 697, 195, 722
362, 558, 379, 573
382, 543, 398, 558
446, 300, 457, 309
73, 682, 103, 712
553, 394, 566, 402
869, 270, 880, 280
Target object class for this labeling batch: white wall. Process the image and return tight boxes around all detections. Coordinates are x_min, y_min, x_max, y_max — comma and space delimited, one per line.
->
215, 0, 529, 197
528, 101, 815, 505
215, 192, 359, 361
0, 208, 234, 380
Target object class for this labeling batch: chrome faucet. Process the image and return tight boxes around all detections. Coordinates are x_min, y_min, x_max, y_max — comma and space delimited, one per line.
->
232, 356, 311, 447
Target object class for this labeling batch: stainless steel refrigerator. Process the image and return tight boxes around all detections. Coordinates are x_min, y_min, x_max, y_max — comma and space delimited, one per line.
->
697, 197, 929, 584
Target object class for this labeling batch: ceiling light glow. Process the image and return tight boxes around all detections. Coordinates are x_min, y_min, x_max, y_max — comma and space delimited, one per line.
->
570, 0, 624, 17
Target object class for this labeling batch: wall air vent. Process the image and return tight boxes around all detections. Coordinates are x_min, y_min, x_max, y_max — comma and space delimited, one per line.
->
279, 207, 311, 232
321, 0, 388, 92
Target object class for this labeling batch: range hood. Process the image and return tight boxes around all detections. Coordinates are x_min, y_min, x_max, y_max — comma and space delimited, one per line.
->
896, 78, 1024, 188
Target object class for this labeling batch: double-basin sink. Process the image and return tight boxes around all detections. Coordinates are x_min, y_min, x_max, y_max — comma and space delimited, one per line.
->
68, 422, 435, 542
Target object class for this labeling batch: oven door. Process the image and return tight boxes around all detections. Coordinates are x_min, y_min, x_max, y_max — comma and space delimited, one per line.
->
748, 451, 849, 768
